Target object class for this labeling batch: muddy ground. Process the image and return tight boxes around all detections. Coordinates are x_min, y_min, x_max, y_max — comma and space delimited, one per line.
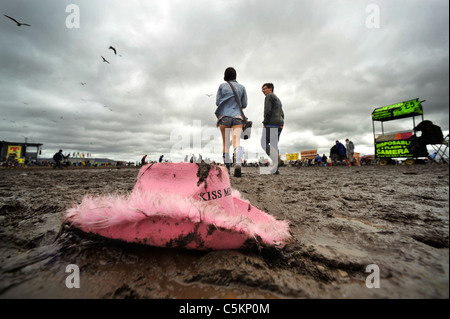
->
0, 164, 448, 299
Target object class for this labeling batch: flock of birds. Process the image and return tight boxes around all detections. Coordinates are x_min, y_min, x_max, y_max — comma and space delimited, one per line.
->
4, 13, 216, 143
101, 46, 120, 64
4, 14, 121, 65
3, 14, 127, 119
4, 13, 215, 94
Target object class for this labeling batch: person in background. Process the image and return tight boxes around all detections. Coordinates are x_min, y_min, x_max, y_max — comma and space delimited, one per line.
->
53, 149, 69, 169
141, 155, 147, 166
330, 144, 338, 166
315, 153, 322, 166
261, 83, 284, 175
5, 152, 18, 168
215, 67, 248, 177
321, 154, 328, 167
346, 139, 355, 165
335, 141, 347, 165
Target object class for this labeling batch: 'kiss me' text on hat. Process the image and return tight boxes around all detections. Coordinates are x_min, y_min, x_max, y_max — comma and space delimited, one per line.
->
199, 187, 232, 201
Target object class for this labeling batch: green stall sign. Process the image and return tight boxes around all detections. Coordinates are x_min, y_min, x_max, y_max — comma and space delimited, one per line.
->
372, 98, 424, 122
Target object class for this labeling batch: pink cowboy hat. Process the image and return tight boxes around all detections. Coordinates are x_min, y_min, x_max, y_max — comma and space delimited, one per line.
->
66, 163, 291, 250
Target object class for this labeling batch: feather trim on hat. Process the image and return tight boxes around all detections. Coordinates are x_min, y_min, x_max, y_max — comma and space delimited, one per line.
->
66, 189, 291, 249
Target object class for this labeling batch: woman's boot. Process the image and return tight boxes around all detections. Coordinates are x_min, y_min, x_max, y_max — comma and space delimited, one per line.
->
234, 146, 243, 177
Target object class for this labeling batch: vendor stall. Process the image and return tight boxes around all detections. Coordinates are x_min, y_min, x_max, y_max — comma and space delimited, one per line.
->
372, 98, 425, 165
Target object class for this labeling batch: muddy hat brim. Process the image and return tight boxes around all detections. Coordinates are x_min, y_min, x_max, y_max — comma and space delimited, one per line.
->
66, 162, 292, 250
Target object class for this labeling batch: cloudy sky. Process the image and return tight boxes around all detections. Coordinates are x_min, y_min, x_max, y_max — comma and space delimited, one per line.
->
1, 0, 448, 163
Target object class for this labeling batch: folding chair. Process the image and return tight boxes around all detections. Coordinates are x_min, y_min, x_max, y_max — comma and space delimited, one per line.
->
430, 133, 449, 164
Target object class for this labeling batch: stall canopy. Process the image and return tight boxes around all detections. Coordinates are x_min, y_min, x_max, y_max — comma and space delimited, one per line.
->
372, 98, 425, 122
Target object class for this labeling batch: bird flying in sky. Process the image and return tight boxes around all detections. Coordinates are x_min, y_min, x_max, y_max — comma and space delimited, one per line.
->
109, 46, 117, 55
206, 94, 214, 97
101, 56, 110, 64
3, 14, 30, 26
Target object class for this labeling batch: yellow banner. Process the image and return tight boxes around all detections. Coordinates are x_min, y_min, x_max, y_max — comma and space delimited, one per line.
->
7, 145, 21, 158
286, 153, 299, 161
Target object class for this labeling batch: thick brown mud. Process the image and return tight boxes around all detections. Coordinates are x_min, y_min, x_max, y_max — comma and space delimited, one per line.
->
0, 165, 448, 298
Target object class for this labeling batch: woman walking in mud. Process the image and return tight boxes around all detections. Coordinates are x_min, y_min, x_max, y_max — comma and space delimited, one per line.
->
215, 67, 248, 177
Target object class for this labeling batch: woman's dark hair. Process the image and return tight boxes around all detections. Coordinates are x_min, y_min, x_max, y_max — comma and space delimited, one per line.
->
224, 67, 237, 81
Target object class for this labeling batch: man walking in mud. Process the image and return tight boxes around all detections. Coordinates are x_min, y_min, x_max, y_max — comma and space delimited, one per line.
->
346, 139, 355, 165
261, 83, 284, 174
53, 149, 69, 169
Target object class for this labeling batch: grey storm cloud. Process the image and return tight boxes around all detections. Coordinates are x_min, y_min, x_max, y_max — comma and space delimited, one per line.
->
0, 0, 448, 162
